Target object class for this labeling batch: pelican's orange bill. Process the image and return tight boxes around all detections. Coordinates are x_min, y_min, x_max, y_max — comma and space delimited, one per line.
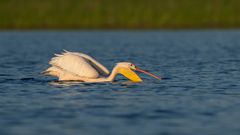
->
135, 67, 161, 80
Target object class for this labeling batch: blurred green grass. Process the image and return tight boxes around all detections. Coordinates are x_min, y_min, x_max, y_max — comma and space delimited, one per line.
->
0, 0, 240, 29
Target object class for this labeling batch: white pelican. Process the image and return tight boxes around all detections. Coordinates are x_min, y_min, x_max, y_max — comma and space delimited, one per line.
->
43, 50, 160, 83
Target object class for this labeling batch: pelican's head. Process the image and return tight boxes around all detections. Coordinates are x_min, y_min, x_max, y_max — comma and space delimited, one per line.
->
116, 62, 160, 82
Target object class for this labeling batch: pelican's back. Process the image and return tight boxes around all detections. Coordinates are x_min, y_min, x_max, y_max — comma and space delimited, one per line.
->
64, 51, 110, 76
45, 51, 109, 79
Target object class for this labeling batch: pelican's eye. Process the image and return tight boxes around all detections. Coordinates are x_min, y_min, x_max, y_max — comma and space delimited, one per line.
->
130, 64, 136, 70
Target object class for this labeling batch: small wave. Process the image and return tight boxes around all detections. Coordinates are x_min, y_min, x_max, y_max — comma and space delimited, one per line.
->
0, 74, 12, 77
161, 77, 171, 80
19, 77, 50, 84
112, 113, 143, 119
0, 78, 16, 83
20, 77, 35, 81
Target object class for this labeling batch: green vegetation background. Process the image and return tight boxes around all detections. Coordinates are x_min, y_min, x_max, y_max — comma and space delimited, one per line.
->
0, 0, 239, 29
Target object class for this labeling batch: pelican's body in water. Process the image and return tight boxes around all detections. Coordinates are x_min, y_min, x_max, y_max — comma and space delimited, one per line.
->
43, 51, 160, 82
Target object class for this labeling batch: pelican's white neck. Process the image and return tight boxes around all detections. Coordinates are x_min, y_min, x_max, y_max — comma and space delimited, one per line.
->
106, 65, 119, 82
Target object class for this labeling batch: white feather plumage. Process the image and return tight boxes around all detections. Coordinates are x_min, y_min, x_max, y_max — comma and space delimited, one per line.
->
45, 51, 109, 79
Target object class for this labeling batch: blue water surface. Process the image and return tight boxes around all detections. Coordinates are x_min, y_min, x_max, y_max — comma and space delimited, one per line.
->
0, 31, 240, 135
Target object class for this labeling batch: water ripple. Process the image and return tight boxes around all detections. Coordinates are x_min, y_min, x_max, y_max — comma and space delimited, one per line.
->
0, 31, 240, 135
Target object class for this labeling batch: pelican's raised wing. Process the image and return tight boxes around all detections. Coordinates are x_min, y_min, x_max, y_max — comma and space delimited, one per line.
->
49, 51, 109, 79
63, 50, 109, 76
